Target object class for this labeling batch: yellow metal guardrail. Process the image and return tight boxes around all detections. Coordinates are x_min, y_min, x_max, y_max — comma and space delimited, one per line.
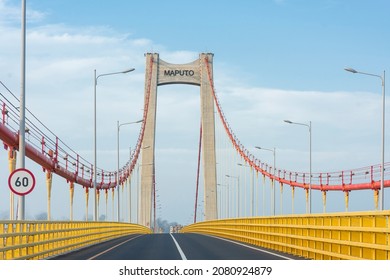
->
181, 211, 390, 260
0, 220, 151, 260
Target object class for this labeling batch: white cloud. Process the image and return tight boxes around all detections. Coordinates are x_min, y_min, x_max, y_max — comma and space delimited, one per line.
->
215, 84, 384, 172
0, 0, 45, 25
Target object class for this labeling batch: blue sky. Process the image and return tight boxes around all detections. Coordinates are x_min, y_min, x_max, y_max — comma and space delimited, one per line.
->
0, 0, 389, 224
18, 0, 390, 91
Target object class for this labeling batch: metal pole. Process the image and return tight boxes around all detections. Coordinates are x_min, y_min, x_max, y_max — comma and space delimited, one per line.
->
153, 180, 156, 233
255, 146, 276, 215
17, 0, 27, 221
381, 71, 385, 210
237, 177, 240, 217
94, 68, 134, 222
117, 120, 142, 222
129, 147, 132, 223
227, 184, 230, 218
93, 70, 97, 221
226, 175, 240, 217
345, 68, 386, 210
137, 164, 140, 224
284, 120, 312, 213
262, 175, 265, 216
309, 121, 312, 214
250, 167, 254, 216
244, 167, 247, 216
273, 148, 276, 215
117, 120, 120, 222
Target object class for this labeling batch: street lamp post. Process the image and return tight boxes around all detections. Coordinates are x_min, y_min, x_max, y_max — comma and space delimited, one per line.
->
117, 119, 143, 222
345, 67, 386, 210
217, 183, 229, 218
255, 146, 276, 215
136, 163, 141, 224
284, 120, 312, 214
93, 68, 134, 221
17, 0, 27, 220
226, 175, 240, 217
237, 164, 247, 216
128, 147, 132, 223
237, 163, 255, 216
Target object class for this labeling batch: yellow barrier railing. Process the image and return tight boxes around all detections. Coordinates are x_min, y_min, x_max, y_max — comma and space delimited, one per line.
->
0, 221, 151, 260
181, 211, 390, 260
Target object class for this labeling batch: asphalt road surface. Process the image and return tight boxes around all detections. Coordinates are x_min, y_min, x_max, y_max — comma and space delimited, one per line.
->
51, 233, 302, 260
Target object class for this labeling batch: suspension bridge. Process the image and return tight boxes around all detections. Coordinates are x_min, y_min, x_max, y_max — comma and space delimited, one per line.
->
0, 53, 389, 260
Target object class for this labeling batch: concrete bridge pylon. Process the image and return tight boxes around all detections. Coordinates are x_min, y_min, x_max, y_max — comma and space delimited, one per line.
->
139, 53, 217, 227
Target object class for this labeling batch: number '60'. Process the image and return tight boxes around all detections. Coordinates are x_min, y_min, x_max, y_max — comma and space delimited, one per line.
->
15, 177, 29, 187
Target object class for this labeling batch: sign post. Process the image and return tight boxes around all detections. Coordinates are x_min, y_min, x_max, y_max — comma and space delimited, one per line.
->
8, 168, 36, 196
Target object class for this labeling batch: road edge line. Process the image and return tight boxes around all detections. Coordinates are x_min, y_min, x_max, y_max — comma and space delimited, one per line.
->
88, 235, 143, 260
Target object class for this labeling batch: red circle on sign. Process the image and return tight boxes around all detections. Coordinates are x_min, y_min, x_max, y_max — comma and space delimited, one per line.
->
8, 168, 36, 196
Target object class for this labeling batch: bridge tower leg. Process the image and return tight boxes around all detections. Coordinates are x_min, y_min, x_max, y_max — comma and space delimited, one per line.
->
200, 53, 218, 221
140, 53, 158, 228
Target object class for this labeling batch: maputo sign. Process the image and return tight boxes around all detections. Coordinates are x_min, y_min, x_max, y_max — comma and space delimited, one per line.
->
163, 69, 195, 77
157, 58, 201, 86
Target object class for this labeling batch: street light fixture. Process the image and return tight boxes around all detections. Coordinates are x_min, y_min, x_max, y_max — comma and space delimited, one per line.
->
284, 119, 312, 213
93, 67, 135, 221
345, 67, 386, 210
117, 119, 143, 222
255, 146, 276, 215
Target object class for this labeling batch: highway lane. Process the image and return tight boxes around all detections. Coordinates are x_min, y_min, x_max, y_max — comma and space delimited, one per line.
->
51, 234, 182, 260
173, 233, 295, 260
51, 233, 301, 260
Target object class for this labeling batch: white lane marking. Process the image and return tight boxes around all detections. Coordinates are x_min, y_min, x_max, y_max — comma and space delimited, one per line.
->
199, 234, 294, 260
170, 233, 187, 260
88, 235, 143, 260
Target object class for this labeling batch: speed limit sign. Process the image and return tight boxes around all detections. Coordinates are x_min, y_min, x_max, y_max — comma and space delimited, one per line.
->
8, 168, 36, 196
